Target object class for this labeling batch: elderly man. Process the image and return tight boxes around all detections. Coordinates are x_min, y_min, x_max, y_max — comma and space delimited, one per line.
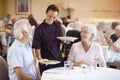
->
106, 24, 120, 69
7, 19, 39, 80
107, 24, 120, 62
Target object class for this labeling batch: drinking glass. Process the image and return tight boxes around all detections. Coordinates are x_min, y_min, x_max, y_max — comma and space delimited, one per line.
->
94, 55, 99, 69
64, 61, 73, 71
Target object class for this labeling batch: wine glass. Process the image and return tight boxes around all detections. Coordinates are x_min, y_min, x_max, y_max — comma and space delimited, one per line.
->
94, 54, 99, 69
64, 61, 73, 71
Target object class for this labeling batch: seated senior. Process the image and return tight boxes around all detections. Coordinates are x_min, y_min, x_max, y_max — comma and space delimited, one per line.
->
7, 19, 40, 80
107, 24, 120, 62
67, 24, 106, 67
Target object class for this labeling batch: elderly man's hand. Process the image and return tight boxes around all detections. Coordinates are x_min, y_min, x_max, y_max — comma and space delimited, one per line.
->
112, 44, 120, 52
106, 38, 113, 46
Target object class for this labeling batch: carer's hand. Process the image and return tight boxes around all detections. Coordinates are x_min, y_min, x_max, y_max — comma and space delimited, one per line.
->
63, 40, 71, 44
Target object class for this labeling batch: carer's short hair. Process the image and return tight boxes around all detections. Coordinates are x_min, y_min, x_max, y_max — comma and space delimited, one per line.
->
46, 4, 59, 14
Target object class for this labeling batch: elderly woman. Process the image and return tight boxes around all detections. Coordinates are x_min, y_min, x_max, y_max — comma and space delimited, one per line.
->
7, 19, 40, 80
107, 24, 120, 62
67, 24, 106, 67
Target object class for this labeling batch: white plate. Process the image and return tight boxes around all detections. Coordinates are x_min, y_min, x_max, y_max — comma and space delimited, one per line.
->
57, 36, 78, 42
39, 59, 60, 65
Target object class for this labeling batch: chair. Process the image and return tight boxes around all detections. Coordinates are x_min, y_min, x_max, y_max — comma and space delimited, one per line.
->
0, 56, 9, 80
61, 25, 66, 36
0, 36, 2, 54
62, 30, 81, 61
66, 30, 81, 42
107, 61, 120, 69
61, 17, 69, 26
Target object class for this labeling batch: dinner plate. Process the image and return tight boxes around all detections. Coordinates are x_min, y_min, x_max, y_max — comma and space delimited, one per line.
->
39, 59, 61, 65
57, 36, 78, 42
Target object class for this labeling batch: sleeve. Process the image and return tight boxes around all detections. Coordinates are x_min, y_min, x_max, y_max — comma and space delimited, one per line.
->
113, 38, 120, 47
67, 44, 75, 63
7, 48, 24, 69
57, 24, 63, 37
32, 27, 41, 49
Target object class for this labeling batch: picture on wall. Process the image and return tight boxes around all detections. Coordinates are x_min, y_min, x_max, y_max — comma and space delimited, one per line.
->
16, 0, 31, 14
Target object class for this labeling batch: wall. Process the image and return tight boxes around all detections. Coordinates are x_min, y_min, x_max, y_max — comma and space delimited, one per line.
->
0, 0, 8, 19
0, 0, 3, 19
7, 0, 120, 23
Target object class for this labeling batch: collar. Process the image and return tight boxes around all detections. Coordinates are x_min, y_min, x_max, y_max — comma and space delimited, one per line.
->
43, 19, 54, 26
14, 39, 26, 47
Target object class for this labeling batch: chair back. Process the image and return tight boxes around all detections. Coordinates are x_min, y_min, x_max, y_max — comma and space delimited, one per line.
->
66, 30, 81, 43
61, 30, 81, 61
107, 61, 120, 69
0, 56, 9, 80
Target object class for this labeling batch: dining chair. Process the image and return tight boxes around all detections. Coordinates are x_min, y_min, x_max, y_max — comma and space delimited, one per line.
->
107, 61, 120, 69
61, 30, 81, 61
0, 56, 9, 80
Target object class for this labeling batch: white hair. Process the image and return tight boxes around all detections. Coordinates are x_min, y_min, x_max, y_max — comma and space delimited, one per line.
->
73, 21, 83, 31
115, 24, 120, 31
14, 19, 30, 39
84, 23, 97, 40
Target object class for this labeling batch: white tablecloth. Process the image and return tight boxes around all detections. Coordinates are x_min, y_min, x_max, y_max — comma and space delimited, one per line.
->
41, 67, 120, 80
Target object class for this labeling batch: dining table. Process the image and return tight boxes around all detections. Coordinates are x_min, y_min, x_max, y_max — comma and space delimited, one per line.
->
41, 67, 120, 80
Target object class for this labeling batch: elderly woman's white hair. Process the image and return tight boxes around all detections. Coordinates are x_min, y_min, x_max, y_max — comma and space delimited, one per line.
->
14, 19, 30, 40
84, 23, 97, 40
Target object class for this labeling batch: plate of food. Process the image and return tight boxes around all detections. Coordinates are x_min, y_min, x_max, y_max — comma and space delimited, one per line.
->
39, 59, 61, 65
80, 63, 90, 68
57, 36, 78, 42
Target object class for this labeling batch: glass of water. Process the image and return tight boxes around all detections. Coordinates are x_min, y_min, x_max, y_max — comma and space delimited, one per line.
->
94, 55, 99, 69
64, 61, 73, 71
